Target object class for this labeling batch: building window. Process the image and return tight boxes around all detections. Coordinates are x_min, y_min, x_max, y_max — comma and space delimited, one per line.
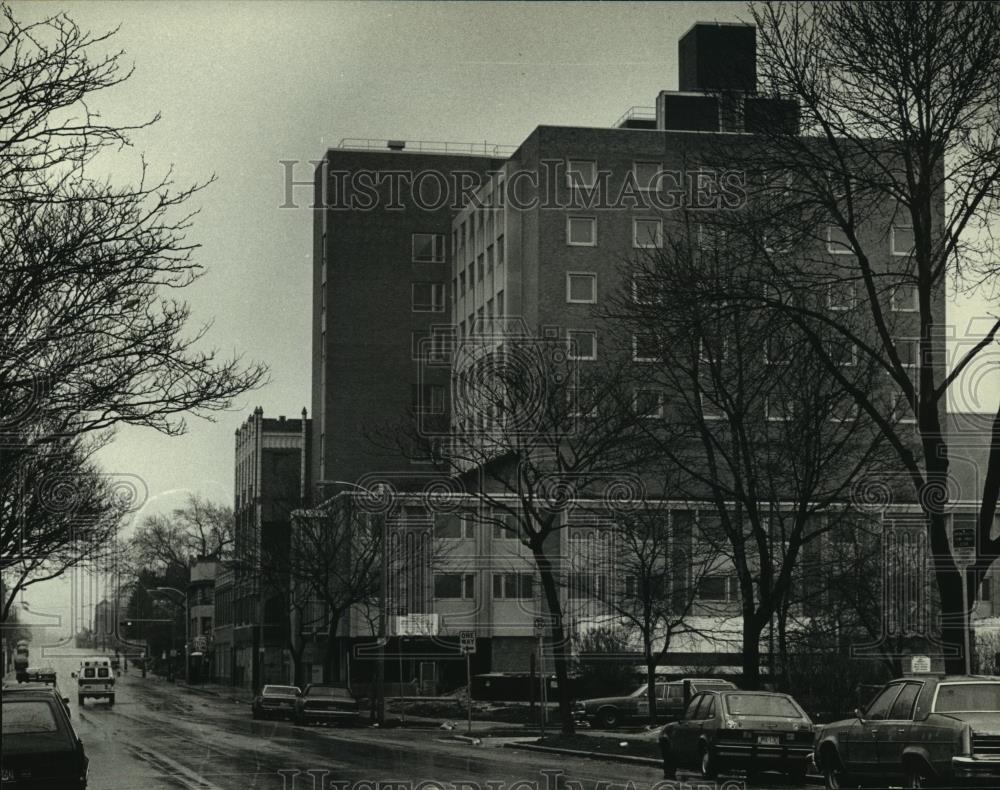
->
412, 233, 445, 263
412, 282, 446, 312
826, 226, 853, 255
829, 341, 857, 367
827, 282, 856, 311
697, 575, 734, 602
765, 396, 794, 422
634, 389, 664, 419
434, 514, 475, 540
633, 161, 661, 191
633, 332, 659, 362
566, 159, 597, 189
567, 216, 597, 246
633, 218, 663, 248
765, 334, 791, 365
567, 387, 597, 418
891, 283, 919, 312
410, 384, 446, 414
567, 330, 597, 360
496, 290, 504, 317
892, 226, 915, 256
896, 338, 919, 369
493, 572, 534, 599
700, 393, 725, 421
434, 573, 475, 599
477, 253, 485, 283
830, 401, 859, 422
411, 330, 448, 362
566, 272, 597, 303
496, 235, 505, 267
459, 271, 466, 295
486, 244, 494, 273
632, 273, 659, 304
491, 510, 518, 540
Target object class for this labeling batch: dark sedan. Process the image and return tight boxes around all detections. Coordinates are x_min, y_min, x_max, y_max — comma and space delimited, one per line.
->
252, 684, 301, 720
659, 689, 814, 782
815, 674, 1000, 789
574, 678, 737, 728
293, 683, 360, 726
1, 686, 89, 789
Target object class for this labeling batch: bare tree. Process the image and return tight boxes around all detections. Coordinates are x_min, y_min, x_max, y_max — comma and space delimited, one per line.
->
130, 494, 234, 573
0, 435, 126, 620
0, 6, 265, 608
285, 498, 384, 685
383, 329, 658, 734
0, 6, 266, 443
732, 0, 1000, 671
608, 220, 893, 688
563, 503, 728, 726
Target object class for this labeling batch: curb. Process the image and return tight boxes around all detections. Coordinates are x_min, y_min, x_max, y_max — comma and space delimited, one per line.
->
502, 742, 662, 767
502, 742, 824, 780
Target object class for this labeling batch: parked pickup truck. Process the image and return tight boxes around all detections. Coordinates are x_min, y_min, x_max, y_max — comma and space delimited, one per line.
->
814, 674, 1000, 788
574, 678, 737, 728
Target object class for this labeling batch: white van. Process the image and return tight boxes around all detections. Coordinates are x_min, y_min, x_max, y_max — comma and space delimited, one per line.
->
72, 656, 115, 707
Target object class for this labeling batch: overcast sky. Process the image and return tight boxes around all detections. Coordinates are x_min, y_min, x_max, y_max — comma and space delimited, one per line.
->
14, 0, 998, 636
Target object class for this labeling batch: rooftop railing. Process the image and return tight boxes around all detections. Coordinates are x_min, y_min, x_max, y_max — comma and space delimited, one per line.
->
613, 106, 657, 128
337, 138, 517, 157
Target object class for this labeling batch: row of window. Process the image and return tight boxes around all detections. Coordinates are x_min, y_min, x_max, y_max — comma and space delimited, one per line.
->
431, 570, 739, 603
411, 221, 911, 265
455, 235, 504, 298
434, 572, 534, 599
568, 386, 862, 424
412, 276, 917, 315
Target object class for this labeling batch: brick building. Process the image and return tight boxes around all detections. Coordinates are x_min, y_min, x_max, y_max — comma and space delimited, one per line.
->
232, 407, 311, 689
308, 22, 982, 686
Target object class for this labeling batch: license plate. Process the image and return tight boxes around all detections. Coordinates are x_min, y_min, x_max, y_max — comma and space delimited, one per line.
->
758, 734, 780, 746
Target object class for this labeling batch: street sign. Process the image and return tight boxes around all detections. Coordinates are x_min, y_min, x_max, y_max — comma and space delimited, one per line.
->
910, 655, 932, 674
459, 631, 476, 654
533, 617, 545, 637
954, 525, 976, 566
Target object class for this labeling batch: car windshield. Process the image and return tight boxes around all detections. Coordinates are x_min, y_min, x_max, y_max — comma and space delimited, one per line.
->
934, 683, 1000, 712
309, 686, 351, 698
724, 694, 802, 718
264, 686, 298, 695
2, 701, 59, 735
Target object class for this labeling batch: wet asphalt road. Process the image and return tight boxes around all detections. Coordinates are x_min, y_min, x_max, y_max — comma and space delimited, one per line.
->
8, 649, 819, 790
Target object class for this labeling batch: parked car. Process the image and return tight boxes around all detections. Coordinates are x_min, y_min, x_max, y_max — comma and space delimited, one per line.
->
252, 684, 301, 720
574, 678, 737, 728
5, 669, 70, 714
814, 674, 1000, 789
1, 685, 89, 789
293, 683, 360, 726
659, 689, 814, 782
21, 667, 57, 686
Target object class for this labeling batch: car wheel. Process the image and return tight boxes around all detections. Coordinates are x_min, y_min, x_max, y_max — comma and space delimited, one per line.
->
252, 708, 261, 720
823, 761, 857, 790
108, 696, 114, 707
700, 744, 718, 780
597, 707, 620, 729
904, 761, 937, 789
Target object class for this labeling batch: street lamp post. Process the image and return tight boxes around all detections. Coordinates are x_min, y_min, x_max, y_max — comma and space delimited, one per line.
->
152, 587, 188, 683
